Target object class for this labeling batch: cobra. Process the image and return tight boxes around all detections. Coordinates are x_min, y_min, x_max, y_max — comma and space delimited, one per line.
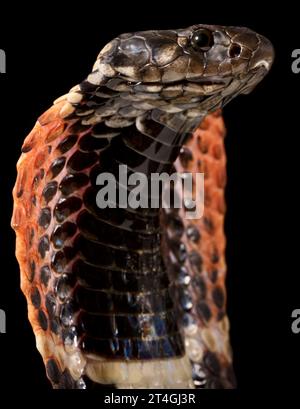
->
11, 24, 274, 389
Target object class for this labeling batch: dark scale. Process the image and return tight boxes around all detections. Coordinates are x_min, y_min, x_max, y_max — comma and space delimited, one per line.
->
72, 259, 168, 292
50, 318, 61, 335
188, 250, 203, 273
77, 210, 159, 252
192, 276, 207, 298
186, 224, 201, 243
51, 222, 77, 249
45, 292, 57, 319
55, 274, 75, 301
28, 260, 36, 282
38, 207, 51, 229
67, 150, 98, 172
54, 197, 82, 223
42, 181, 58, 204
46, 359, 62, 385
74, 285, 172, 315
21, 143, 33, 153
78, 311, 177, 339
58, 370, 77, 389
59, 173, 89, 196
51, 246, 77, 274
38, 309, 48, 331
79, 133, 110, 152
56, 134, 78, 154
91, 121, 122, 138
51, 251, 67, 274
38, 235, 50, 258
75, 233, 162, 273
196, 301, 212, 323
121, 127, 181, 163
16, 187, 24, 198
49, 156, 66, 179
212, 286, 225, 309
68, 120, 91, 134
30, 287, 41, 309
40, 265, 51, 287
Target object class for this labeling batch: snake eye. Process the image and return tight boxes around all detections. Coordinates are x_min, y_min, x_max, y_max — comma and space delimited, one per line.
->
191, 29, 214, 51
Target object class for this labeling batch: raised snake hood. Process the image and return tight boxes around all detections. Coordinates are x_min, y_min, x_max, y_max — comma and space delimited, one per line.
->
12, 24, 274, 389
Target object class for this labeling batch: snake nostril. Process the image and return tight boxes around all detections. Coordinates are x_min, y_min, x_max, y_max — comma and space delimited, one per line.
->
229, 43, 242, 58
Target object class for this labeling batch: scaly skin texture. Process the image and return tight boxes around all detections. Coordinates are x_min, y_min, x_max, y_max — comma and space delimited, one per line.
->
11, 105, 231, 388
12, 102, 89, 388
12, 100, 195, 389
163, 111, 235, 388
11, 24, 273, 389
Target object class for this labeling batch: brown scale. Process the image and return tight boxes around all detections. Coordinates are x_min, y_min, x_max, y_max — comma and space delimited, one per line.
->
161, 110, 236, 388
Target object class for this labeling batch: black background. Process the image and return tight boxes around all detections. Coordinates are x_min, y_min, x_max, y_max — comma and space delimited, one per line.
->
0, 2, 298, 405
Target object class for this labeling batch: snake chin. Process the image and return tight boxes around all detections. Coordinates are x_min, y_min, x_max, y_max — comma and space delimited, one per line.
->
239, 66, 270, 95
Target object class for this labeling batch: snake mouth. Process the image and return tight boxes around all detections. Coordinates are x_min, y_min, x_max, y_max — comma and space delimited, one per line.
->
130, 77, 233, 97
186, 77, 231, 85
125, 76, 238, 115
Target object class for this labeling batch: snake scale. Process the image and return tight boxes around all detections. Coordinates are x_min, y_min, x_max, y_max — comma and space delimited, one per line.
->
11, 24, 273, 389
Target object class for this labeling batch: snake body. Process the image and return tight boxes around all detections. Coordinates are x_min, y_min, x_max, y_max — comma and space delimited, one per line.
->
11, 24, 273, 389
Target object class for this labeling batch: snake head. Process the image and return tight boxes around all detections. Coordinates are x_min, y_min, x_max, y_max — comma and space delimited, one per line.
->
85, 25, 274, 117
